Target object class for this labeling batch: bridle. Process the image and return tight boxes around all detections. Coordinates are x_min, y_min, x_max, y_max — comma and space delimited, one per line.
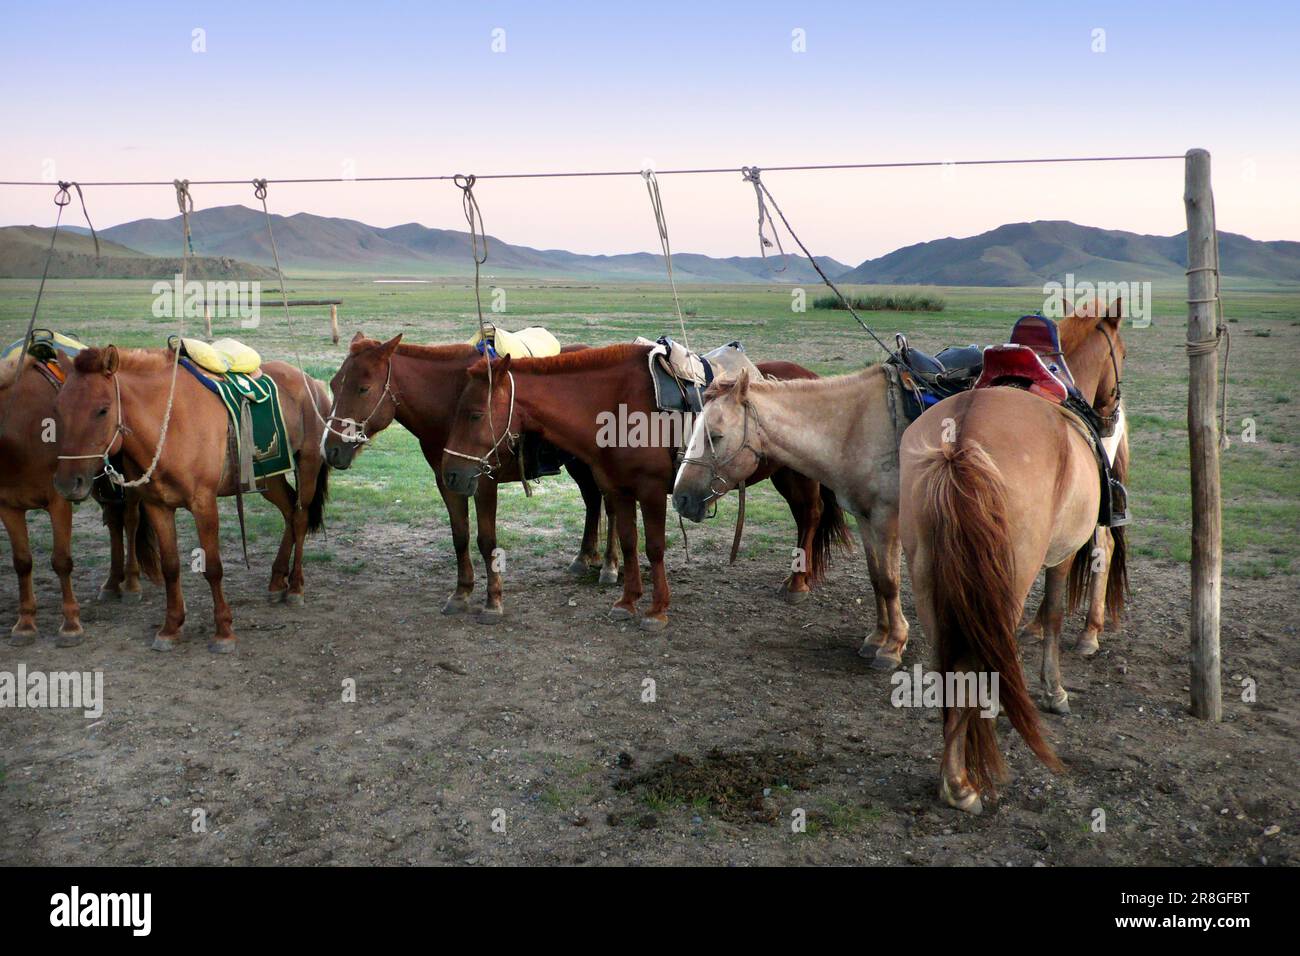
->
1093, 319, 1124, 437
55, 372, 133, 483
324, 355, 400, 447
443, 370, 519, 479
679, 396, 765, 508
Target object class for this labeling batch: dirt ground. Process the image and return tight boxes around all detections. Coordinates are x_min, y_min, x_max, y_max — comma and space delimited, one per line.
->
1, 503, 1294, 867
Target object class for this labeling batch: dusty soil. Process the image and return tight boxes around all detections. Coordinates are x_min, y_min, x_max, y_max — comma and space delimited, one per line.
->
1, 506, 1295, 866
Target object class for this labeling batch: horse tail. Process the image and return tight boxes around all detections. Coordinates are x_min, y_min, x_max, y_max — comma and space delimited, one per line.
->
133, 497, 163, 586
915, 437, 1060, 794
307, 462, 329, 534
807, 485, 853, 584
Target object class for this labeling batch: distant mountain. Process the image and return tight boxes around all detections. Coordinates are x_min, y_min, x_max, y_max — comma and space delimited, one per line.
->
0, 225, 273, 280
88, 205, 849, 282
837, 220, 1300, 286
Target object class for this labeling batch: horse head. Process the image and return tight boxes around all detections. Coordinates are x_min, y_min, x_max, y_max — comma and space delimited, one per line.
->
323, 332, 403, 469
441, 354, 518, 497
1064, 297, 1126, 433
672, 367, 766, 523
52, 346, 125, 502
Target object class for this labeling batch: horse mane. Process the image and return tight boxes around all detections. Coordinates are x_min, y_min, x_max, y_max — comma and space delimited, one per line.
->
349, 338, 479, 361
469, 343, 649, 378
705, 364, 882, 401
73, 347, 174, 374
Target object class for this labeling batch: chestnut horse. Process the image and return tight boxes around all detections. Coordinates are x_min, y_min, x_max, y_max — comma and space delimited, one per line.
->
322, 334, 618, 622
899, 305, 1127, 813
53, 346, 331, 652
441, 345, 850, 629
0, 352, 159, 646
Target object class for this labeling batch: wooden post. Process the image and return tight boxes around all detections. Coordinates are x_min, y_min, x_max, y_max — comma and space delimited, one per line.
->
204, 303, 212, 338
1183, 147, 1223, 721
330, 304, 339, 345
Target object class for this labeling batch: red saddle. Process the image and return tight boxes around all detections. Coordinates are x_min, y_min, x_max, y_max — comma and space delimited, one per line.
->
973, 314, 1076, 404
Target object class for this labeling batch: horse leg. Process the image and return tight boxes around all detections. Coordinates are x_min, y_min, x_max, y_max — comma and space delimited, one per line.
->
770, 468, 819, 604
638, 492, 670, 630
1039, 560, 1071, 715
48, 496, 84, 647
862, 510, 909, 669
1, 506, 39, 645
599, 492, 621, 585
853, 518, 889, 658
474, 480, 504, 623
1076, 529, 1111, 657
434, 472, 475, 615
144, 501, 186, 650
939, 704, 983, 815
609, 491, 642, 620
191, 495, 236, 652
100, 500, 127, 601
567, 462, 603, 575
1020, 590, 1047, 644
261, 478, 299, 604
289, 447, 327, 604
122, 493, 144, 601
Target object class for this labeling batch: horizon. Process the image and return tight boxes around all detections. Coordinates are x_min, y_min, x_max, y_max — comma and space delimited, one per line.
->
2, 1, 1298, 264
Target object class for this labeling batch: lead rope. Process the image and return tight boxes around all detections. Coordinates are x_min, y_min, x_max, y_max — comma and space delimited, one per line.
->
109, 181, 188, 489
1184, 189, 1231, 450
740, 166, 896, 360
0, 182, 99, 439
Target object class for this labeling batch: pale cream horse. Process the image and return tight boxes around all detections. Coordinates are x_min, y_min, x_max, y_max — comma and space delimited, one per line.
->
673, 363, 908, 667
898, 306, 1127, 813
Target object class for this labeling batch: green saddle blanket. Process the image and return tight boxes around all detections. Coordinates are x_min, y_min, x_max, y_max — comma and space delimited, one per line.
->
182, 360, 292, 482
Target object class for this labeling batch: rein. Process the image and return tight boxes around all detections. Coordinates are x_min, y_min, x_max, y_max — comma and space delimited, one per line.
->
324, 356, 400, 445
680, 398, 765, 507
1093, 320, 1123, 437
443, 370, 519, 478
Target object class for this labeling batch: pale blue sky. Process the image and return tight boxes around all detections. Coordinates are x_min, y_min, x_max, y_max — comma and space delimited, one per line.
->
2, 0, 1296, 261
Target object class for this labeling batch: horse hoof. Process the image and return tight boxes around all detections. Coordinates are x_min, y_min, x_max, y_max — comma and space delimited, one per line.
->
151, 636, 180, 652
97, 587, 122, 603
285, 593, 305, 608
782, 587, 810, 605
609, 606, 636, 621
7, 630, 38, 647
267, 589, 288, 605
566, 557, 591, 576
1042, 694, 1071, 716
208, 638, 238, 655
1018, 626, 1044, 645
56, 628, 85, 648
442, 595, 471, 615
598, 567, 621, 586
639, 615, 668, 632
940, 779, 984, 815
870, 650, 902, 670
476, 607, 504, 625
1075, 635, 1100, 657
122, 589, 144, 604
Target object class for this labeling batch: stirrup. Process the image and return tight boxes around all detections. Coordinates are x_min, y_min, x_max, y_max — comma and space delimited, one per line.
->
1107, 478, 1130, 527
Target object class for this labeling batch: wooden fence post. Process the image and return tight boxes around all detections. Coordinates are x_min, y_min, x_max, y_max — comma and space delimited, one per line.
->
330, 304, 339, 345
204, 303, 212, 338
1183, 147, 1223, 721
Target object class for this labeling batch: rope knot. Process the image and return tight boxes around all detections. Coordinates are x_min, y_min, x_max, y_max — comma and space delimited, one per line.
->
741, 165, 762, 184
252, 178, 268, 200
54, 182, 72, 207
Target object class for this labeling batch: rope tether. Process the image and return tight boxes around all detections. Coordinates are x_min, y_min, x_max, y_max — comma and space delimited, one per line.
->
740, 166, 786, 273
739, 166, 896, 359
1183, 189, 1232, 449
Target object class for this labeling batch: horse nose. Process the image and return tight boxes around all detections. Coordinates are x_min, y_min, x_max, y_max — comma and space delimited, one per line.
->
325, 444, 350, 469
672, 492, 702, 522
55, 473, 89, 502
444, 467, 478, 497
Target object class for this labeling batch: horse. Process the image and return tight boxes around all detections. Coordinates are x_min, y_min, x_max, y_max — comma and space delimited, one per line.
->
322, 334, 619, 622
52, 346, 332, 652
0, 352, 160, 646
898, 304, 1127, 813
441, 344, 851, 629
673, 362, 909, 666
1022, 299, 1131, 657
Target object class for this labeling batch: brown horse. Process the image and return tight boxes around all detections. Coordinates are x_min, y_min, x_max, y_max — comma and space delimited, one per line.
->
322, 334, 619, 622
0, 353, 159, 646
441, 345, 850, 629
52, 346, 331, 652
899, 305, 1127, 813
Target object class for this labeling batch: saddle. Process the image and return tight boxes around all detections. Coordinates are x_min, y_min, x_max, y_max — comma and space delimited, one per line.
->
635, 336, 760, 414
468, 324, 561, 360
2, 329, 87, 387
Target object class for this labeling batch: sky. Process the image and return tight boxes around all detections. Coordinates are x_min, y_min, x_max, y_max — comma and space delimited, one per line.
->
1, 0, 1297, 265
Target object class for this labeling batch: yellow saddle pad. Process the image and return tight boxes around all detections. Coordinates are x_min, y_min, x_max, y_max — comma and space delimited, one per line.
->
466, 325, 560, 360
174, 336, 262, 375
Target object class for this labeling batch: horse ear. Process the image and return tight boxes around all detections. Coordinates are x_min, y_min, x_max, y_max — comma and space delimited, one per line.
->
377, 333, 403, 357
1104, 296, 1123, 327
351, 331, 366, 345
104, 346, 120, 376
494, 354, 512, 376
56, 351, 75, 379
733, 367, 750, 403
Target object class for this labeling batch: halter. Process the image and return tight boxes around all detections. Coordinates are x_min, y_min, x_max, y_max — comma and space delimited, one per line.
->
56, 373, 133, 483
679, 396, 765, 507
443, 370, 519, 478
323, 356, 400, 446
1093, 320, 1124, 437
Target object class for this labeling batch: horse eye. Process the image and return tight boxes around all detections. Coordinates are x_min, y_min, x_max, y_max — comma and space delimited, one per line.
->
96, 407, 109, 418
358, 385, 371, 395
469, 411, 483, 422
709, 432, 722, 443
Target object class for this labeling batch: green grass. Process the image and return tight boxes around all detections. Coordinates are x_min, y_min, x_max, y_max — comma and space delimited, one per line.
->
1, 277, 1296, 580
812, 290, 945, 312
